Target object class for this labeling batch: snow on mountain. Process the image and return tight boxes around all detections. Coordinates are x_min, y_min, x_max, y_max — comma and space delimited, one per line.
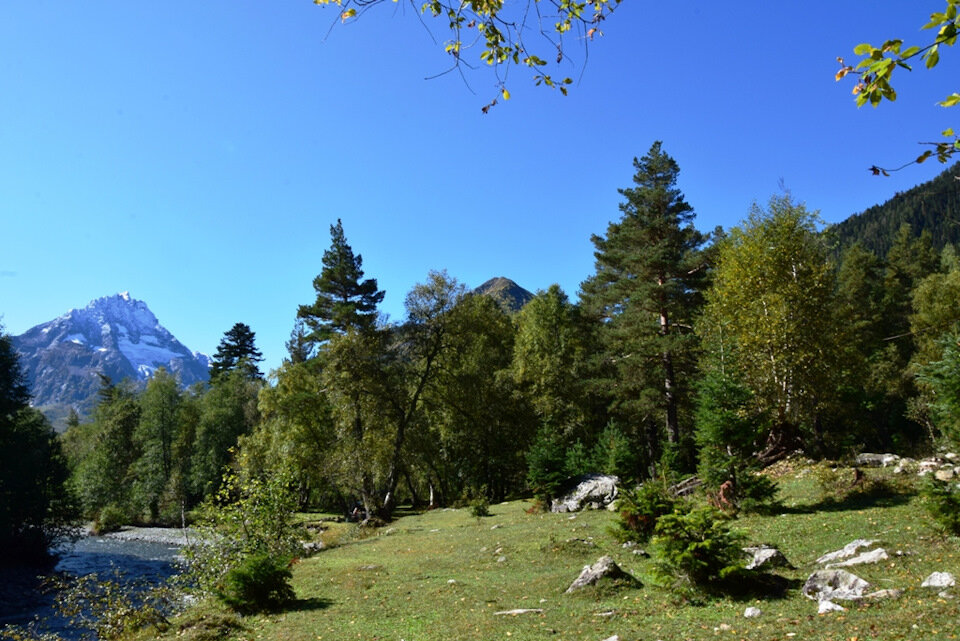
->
11, 292, 210, 428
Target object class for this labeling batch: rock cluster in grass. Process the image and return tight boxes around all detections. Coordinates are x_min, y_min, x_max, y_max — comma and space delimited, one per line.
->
799, 536, 960, 616
855, 452, 960, 479
551, 474, 620, 513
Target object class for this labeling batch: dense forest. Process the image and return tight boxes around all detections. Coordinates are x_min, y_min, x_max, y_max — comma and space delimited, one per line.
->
5, 142, 960, 561
829, 162, 960, 257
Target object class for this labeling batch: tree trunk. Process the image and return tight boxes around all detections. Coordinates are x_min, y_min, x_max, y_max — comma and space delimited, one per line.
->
662, 348, 679, 444
404, 468, 420, 509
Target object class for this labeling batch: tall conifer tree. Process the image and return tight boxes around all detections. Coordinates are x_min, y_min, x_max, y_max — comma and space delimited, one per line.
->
298, 219, 385, 345
580, 142, 707, 474
209, 322, 264, 381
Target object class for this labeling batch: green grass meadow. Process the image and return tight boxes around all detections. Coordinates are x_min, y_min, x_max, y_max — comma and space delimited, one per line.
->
164, 464, 960, 641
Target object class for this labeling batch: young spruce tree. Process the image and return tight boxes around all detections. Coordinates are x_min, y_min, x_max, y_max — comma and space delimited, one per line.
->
209, 323, 264, 381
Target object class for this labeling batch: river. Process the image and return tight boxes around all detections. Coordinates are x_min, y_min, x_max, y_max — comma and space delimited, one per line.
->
0, 528, 188, 640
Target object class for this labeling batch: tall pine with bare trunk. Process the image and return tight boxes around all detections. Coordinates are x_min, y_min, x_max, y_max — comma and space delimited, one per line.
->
580, 142, 708, 476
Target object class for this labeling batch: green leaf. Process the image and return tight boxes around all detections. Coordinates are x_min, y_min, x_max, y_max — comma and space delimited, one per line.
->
923, 13, 947, 30
926, 45, 940, 68
943, 128, 956, 137
853, 43, 873, 56
940, 93, 960, 107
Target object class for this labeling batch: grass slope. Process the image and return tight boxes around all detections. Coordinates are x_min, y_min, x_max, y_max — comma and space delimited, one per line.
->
165, 464, 960, 641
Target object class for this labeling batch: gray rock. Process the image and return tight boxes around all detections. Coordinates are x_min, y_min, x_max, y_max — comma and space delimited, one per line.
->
825, 547, 889, 568
744, 606, 762, 618
301, 541, 325, 555
934, 468, 957, 482
600, 636, 620, 641
855, 453, 900, 467
551, 474, 620, 513
493, 608, 544, 616
818, 600, 847, 614
865, 589, 904, 600
803, 569, 871, 601
921, 572, 957, 588
743, 545, 793, 570
565, 556, 639, 593
816, 539, 879, 565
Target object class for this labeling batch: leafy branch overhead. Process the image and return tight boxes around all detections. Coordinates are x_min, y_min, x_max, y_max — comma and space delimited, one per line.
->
311, 0, 620, 110
837, 0, 960, 174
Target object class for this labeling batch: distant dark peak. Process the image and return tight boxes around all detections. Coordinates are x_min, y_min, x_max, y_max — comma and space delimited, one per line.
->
473, 277, 535, 313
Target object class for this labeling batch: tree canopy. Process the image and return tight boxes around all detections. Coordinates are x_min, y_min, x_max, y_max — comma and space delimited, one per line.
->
210, 322, 265, 381
580, 141, 708, 473
700, 195, 839, 461
297, 218, 384, 346
838, 1, 960, 173
0, 327, 77, 563
311, 0, 621, 108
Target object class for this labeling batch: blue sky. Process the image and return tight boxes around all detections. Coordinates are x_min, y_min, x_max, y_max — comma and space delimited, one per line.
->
2, 1, 959, 373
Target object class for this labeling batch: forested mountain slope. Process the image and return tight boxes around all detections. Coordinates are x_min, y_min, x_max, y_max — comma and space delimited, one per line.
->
829, 163, 960, 256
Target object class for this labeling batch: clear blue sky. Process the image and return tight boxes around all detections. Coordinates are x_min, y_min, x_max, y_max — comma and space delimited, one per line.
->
2, 1, 959, 373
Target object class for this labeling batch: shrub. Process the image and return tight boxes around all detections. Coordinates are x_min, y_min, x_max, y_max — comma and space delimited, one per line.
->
92, 504, 127, 534
921, 475, 960, 535
47, 570, 177, 640
526, 427, 568, 502
652, 504, 747, 592
609, 481, 677, 544
590, 422, 639, 480
217, 553, 295, 614
469, 495, 491, 519
181, 467, 303, 605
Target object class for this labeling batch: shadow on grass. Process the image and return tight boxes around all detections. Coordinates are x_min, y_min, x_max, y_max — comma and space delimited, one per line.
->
657, 573, 801, 606
777, 485, 914, 515
714, 573, 802, 602
285, 596, 334, 613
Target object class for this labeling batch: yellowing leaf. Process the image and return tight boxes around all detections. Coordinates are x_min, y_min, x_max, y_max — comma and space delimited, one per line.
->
502, 88, 511, 100
341, 7, 357, 21
940, 93, 960, 107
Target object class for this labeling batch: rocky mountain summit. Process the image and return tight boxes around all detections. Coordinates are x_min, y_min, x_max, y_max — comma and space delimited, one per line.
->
12, 292, 209, 427
473, 277, 534, 313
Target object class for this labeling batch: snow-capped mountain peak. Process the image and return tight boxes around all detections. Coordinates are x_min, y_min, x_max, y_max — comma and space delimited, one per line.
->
12, 293, 210, 427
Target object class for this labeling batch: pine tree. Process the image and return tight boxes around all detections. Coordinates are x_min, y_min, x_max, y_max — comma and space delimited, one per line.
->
580, 142, 708, 475
285, 318, 313, 364
0, 328, 29, 420
210, 323, 264, 381
297, 219, 385, 345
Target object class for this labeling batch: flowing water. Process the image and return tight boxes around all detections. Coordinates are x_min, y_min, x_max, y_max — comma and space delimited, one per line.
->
0, 530, 186, 640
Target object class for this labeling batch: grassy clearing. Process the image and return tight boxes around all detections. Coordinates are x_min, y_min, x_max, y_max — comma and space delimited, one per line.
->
159, 464, 960, 641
